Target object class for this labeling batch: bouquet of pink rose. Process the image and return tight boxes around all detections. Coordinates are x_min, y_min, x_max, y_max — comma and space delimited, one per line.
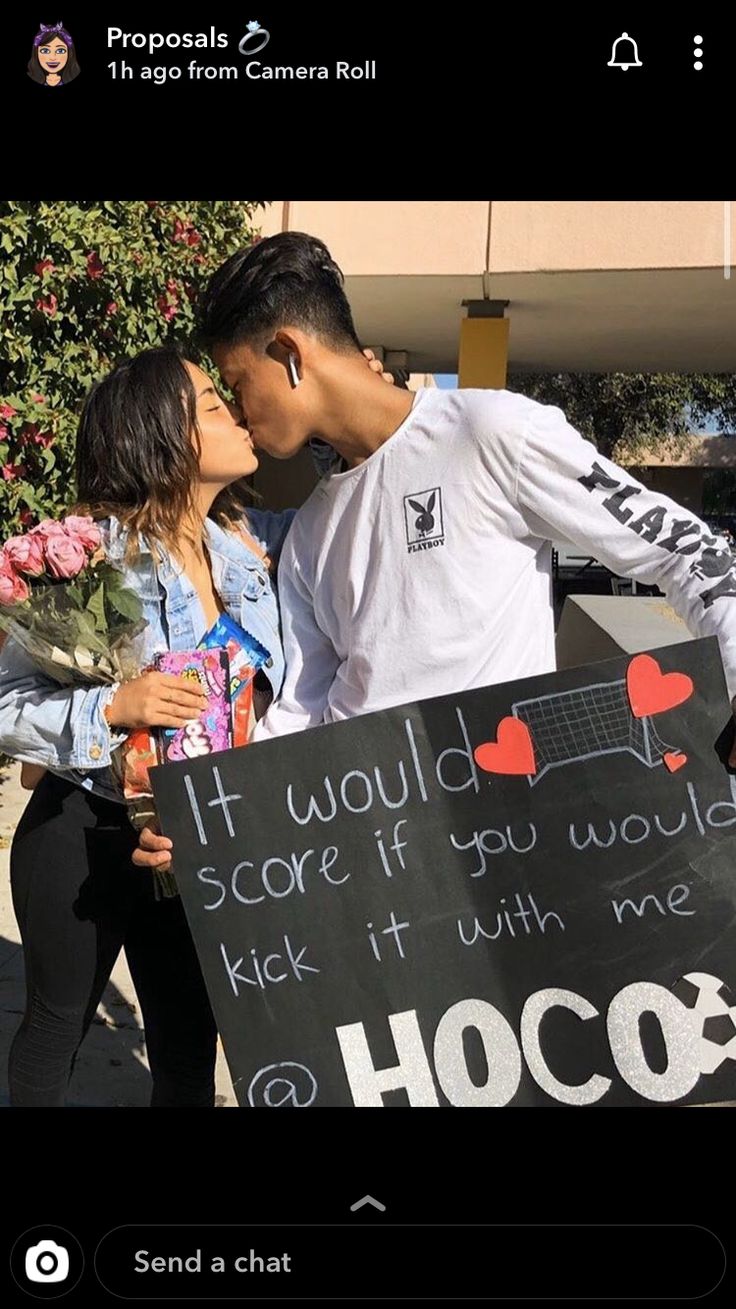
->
0, 514, 144, 684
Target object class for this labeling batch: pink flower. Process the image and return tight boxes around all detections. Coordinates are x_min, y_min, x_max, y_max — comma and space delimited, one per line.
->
2, 462, 27, 482
105, 302, 118, 316
34, 259, 55, 276
156, 292, 179, 322
3, 533, 45, 576
172, 218, 202, 247
44, 533, 87, 580
86, 252, 104, 280
0, 424, 7, 441
63, 515, 102, 552
0, 557, 30, 605
30, 518, 68, 542
19, 424, 53, 449
0, 404, 17, 419
36, 294, 58, 317
31, 394, 46, 404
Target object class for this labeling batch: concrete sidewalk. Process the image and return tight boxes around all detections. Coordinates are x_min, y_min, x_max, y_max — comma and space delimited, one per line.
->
0, 762, 236, 1107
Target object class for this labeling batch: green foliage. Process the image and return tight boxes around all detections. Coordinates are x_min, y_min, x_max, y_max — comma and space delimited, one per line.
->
508, 372, 736, 461
0, 200, 265, 536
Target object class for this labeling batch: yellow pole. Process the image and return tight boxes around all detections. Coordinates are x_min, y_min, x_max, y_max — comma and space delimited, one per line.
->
458, 317, 509, 389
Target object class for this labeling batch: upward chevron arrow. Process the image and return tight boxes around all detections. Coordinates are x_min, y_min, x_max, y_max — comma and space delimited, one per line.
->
350, 1196, 386, 1212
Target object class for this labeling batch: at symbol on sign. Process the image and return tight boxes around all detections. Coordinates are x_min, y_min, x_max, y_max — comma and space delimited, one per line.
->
246, 1062, 318, 1107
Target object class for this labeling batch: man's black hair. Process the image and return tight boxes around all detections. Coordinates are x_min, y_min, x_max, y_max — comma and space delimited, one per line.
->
198, 231, 363, 353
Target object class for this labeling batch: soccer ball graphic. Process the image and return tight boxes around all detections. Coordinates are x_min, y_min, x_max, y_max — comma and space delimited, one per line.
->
671, 973, 736, 1075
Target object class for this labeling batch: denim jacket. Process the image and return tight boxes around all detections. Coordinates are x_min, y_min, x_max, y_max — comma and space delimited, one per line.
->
0, 508, 295, 802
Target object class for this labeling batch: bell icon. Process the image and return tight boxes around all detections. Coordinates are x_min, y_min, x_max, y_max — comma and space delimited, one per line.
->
608, 32, 643, 70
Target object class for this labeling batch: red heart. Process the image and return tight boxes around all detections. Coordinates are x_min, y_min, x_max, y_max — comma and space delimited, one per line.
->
626, 653, 694, 719
664, 752, 688, 773
474, 717, 536, 776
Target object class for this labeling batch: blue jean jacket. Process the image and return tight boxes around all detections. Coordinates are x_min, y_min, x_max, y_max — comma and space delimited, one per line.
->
0, 509, 294, 802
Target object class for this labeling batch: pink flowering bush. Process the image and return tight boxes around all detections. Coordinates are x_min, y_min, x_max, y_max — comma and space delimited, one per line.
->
0, 200, 266, 537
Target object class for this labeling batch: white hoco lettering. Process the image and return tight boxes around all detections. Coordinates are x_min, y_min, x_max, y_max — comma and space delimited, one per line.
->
520, 990, 612, 1105
606, 983, 702, 1101
336, 981, 707, 1106
433, 1000, 522, 1106
335, 1010, 440, 1106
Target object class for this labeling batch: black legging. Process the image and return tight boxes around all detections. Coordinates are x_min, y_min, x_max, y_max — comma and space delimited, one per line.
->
8, 772, 217, 1107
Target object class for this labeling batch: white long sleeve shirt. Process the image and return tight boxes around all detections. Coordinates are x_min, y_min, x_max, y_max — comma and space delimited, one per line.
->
253, 387, 736, 739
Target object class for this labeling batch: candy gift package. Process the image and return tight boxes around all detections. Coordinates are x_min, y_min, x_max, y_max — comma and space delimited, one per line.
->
117, 615, 270, 809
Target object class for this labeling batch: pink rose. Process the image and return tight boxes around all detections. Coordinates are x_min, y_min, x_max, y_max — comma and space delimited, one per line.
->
44, 533, 87, 580
0, 558, 30, 604
36, 294, 58, 317
34, 260, 55, 276
3, 534, 45, 576
105, 302, 118, 316
63, 515, 102, 552
0, 403, 17, 419
31, 393, 46, 404
30, 518, 68, 542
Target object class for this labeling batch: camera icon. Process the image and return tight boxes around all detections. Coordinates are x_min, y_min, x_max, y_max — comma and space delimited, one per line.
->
25, 1239, 70, 1283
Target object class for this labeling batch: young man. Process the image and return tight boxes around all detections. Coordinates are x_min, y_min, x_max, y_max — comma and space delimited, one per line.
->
135, 230, 736, 868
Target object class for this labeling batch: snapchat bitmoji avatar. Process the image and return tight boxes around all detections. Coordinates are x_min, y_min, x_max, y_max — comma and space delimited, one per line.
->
28, 22, 80, 87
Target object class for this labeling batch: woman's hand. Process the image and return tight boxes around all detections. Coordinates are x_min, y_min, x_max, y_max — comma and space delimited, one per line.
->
106, 672, 208, 731
132, 823, 173, 872
362, 348, 395, 384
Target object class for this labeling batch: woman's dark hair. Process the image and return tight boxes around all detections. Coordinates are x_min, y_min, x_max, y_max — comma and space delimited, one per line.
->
27, 26, 81, 84
75, 346, 251, 558
198, 231, 362, 354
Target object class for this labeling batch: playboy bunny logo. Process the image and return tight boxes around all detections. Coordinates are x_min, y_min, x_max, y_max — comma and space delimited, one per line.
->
408, 491, 436, 537
403, 486, 445, 553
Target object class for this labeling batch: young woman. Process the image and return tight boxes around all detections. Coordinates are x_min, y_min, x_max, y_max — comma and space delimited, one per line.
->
0, 345, 293, 1107
0, 342, 390, 1107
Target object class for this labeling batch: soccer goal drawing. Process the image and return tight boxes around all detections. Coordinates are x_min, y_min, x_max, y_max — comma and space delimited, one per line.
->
512, 676, 678, 786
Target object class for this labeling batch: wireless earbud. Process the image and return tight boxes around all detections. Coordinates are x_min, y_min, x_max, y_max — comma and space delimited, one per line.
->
287, 352, 301, 388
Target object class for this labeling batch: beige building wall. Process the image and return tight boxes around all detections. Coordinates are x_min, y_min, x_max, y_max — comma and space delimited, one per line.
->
258, 201, 732, 274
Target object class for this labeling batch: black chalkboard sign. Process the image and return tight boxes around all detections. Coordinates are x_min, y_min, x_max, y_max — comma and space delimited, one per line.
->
150, 637, 736, 1107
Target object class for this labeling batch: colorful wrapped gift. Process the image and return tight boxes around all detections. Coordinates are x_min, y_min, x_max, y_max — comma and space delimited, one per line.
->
197, 613, 271, 747
154, 647, 232, 763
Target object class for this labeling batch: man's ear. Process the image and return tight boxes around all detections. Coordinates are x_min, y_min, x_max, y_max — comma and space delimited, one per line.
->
273, 328, 303, 367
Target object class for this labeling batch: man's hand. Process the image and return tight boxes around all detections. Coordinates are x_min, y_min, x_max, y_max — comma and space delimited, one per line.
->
132, 823, 173, 872
362, 347, 395, 383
